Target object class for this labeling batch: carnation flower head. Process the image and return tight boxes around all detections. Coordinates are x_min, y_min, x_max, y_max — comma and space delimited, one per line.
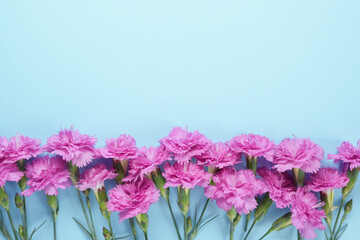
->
0, 135, 42, 164
328, 141, 360, 170
22, 155, 71, 196
98, 134, 138, 161
107, 178, 160, 222
274, 137, 324, 173
197, 142, 238, 169
163, 161, 212, 189
45, 127, 97, 168
258, 167, 296, 208
125, 145, 169, 181
307, 167, 349, 193
77, 164, 117, 192
227, 134, 275, 162
0, 163, 23, 187
160, 126, 210, 164
204, 167, 265, 214
291, 187, 326, 239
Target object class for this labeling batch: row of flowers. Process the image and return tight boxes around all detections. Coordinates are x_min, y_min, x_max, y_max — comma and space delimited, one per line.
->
0, 126, 359, 240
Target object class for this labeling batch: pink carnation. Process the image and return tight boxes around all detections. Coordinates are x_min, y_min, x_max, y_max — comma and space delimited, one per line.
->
274, 137, 324, 173
307, 167, 349, 193
258, 167, 296, 208
160, 127, 210, 164
125, 145, 169, 181
98, 134, 138, 161
45, 127, 97, 168
22, 155, 71, 196
0, 163, 24, 187
291, 188, 326, 240
107, 178, 160, 222
328, 141, 360, 170
77, 164, 117, 191
197, 142, 238, 169
163, 161, 212, 189
0, 135, 42, 164
227, 134, 275, 162
204, 168, 265, 214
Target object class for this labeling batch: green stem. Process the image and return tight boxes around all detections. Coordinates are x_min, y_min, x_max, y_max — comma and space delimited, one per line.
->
143, 231, 148, 240
76, 189, 96, 240
53, 213, 57, 240
332, 197, 345, 237
244, 213, 250, 232
258, 229, 272, 240
5, 209, 18, 240
86, 195, 97, 240
243, 219, 256, 240
183, 216, 188, 240
325, 218, 333, 240
166, 198, 182, 240
129, 218, 137, 240
229, 219, 234, 240
23, 196, 28, 240
106, 217, 115, 240
194, 198, 209, 230
297, 230, 303, 240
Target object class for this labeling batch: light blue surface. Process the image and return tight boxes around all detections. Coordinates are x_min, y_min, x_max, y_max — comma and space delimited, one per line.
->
1, 1, 360, 239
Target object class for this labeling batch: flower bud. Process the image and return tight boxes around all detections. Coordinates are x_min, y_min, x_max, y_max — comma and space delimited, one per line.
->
135, 213, 149, 234
269, 212, 292, 232
151, 168, 169, 200
15, 193, 24, 213
342, 168, 359, 199
186, 216, 192, 234
177, 187, 190, 217
18, 225, 25, 239
344, 199, 353, 214
255, 193, 273, 222
0, 187, 10, 211
103, 227, 112, 240
18, 176, 27, 192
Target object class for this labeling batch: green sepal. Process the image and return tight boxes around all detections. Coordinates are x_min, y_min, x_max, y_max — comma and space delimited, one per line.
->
269, 212, 292, 232
255, 193, 273, 222
186, 216, 192, 234
151, 168, 169, 200
103, 227, 112, 240
177, 187, 190, 217
135, 213, 149, 234
342, 168, 359, 199
46, 195, 59, 221
0, 187, 9, 211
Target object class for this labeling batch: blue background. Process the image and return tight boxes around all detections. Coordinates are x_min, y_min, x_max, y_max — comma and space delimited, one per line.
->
1, 1, 360, 239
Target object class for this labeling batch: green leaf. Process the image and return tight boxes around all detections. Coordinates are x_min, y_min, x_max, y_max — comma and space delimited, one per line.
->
335, 224, 348, 240
73, 217, 92, 238
194, 204, 198, 225
194, 214, 219, 235
29, 220, 47, 240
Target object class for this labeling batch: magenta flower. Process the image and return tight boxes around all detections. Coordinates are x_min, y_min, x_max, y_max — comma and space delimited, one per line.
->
125, 145, 169, 181
227, 134, 275, 161
22, 155, 71, 196
274, 137, 324, 173
107, 178, 160, 222
204, 168, 265, 214
0, 163, 23, 187
258, 167, 296, 208
196, 142, 238, 169
77, 164, 117, 192
291, 188, 326, 239
45, 127, 97, 168
160, 126, 210, 164
328, 141, 360, 170
98, 134, 138, 161
307, 167, 349, 193
163, 161, 212, 189
0, 135, 42, 164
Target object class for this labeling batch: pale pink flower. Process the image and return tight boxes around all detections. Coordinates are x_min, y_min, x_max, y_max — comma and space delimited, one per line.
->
125, 145, 169, 181
204, 168, 265, 214
196, 142, 238, 169
107, 178, 160, 222
274, 137, 324, 173
307, 167, 349, 193
0, 163, 24, 187
328, 141, 360, 170
258, 167, 296, 208
291, 188, 326, 239
98, 134, 138, 161
227, 134, 275, 161
22, 156, 71, 196
160, 127, 210, 164
77, 164, 117, 192
0, 135, 42, 164
163, 161, 211, 189
45, 127, 97, 168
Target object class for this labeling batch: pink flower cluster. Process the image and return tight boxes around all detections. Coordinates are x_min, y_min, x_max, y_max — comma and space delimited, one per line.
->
1, 126, 358, 240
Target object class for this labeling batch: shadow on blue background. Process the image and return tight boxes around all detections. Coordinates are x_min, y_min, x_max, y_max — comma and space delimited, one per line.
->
1, 1, 359, 239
